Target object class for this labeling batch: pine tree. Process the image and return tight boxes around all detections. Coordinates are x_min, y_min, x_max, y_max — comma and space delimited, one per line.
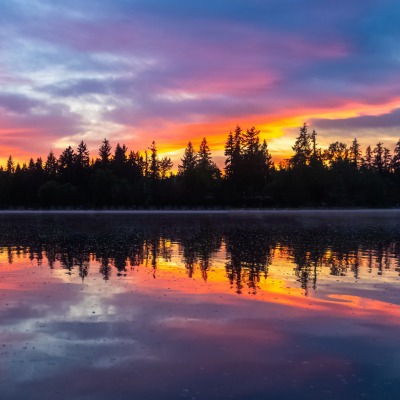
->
76, 141, 90, 169
149, 141, 159, 180
363, 146, 373, 169
45, 150, 58, 177
134, 151, 147, 177
99, 138, 112, 166
159, 157, 173, 179
197, 138, 220, 180
261, 140, 273, 173
391, 140, 400, 173
198, 138, 212, 168
35, 157, 43, 172
291, 123, 312, 167
179, 141, 197, 176
373, 142, 384, 174
310, 130, 318, 159
383, 147, 392, 173
6, 155, 14, 174
224, 131, 235, 177
127, 150, 143, 180
58, 147, 75, 184
224, 125, 242, 179
243, 127, 260, 155
113, 143, 127, 166
323, 142, 348, 166
28, 158, 35, 172
349, 138, 361, 168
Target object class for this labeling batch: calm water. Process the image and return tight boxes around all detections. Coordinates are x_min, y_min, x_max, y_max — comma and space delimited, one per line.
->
0, 211, 400, 400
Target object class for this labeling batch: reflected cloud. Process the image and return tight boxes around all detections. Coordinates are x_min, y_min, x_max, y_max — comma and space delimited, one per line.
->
1, 213, 400, 399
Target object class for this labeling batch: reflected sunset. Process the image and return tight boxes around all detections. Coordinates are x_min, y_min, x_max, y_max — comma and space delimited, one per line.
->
2, 1, 400, 398
1, 212, 400, 399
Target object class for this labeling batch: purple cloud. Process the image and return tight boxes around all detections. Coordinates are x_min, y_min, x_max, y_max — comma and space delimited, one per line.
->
0, 0, 400, 161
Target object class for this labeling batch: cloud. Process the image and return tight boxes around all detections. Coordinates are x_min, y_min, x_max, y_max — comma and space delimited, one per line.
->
1, 0, 400, 162
0, 100, 84, 158
0, 93, 41, 114
312, 108, 400, 130
43, 79, 111, 97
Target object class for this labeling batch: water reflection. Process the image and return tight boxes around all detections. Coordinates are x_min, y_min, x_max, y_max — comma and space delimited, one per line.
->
1, 213, 400, 296
0, 212, 400, 399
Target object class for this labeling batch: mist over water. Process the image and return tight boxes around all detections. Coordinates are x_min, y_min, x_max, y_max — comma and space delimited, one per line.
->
0, 212, 399, 399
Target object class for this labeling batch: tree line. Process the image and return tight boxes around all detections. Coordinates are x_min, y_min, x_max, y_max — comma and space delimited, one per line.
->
1, 124, 400, 207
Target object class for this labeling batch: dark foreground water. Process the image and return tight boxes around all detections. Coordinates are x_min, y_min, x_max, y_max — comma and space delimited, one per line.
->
0, 211, 400, 400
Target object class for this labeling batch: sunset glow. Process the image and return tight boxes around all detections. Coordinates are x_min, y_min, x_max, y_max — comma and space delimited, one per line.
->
1, 1, 400, 167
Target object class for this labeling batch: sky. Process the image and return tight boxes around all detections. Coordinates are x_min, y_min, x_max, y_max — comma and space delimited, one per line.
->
0, 0, 400, 167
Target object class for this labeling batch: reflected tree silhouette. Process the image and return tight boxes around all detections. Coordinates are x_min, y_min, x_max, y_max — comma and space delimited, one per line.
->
1, 215, 400, 294
180, 228, 222, 281
225, 229, 273, 294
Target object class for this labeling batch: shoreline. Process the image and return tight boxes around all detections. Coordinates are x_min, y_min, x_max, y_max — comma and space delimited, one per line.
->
0, 208, 400, 215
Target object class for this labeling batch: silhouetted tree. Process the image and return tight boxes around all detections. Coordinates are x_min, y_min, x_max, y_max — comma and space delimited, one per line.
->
179, 141, 197, 177
323, 142, 348, 167
44, 150, 58, 178
224, 125, 243, 180
392, 140, 400, 174
148, 141, 159, 180
383, 147, 392, 173
99, 138, 112, 167
197, 138, 220, 181
2, 126, 400, 208
156, 157, 171, 180
373, 142, 384, 174
6, 155, 14, 174
58, 146, 74, 174
114, 143, 127, 164
291, 123, 311, 167
363, 146, 373, 170
349, 138, 362, 168
76, 141, 90, 169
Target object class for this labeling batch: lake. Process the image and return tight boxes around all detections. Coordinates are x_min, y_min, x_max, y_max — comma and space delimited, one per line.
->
0, 211, 399, 399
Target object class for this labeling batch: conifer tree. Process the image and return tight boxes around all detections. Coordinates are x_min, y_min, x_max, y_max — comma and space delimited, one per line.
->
349, 138, 362, 168
159, 157, 173, 179
28, 158, 35, 172
59, 146, 75, 172
261, 140, 273, 173
99, 138, 112, 166
179, 141, 197, 176
383, 147, 392, 173
392, 139, 400, 173
35, 157, 43, 172
58, 146, 75, 184
324, 142, 348, 166
45, 150, 58, 177
310, 130, 318, 159
224, 131, 235, 177
197, 137, 220, 180
243, 127, 260, 155
373, 142, 384, 174
291, 123, 312, 167
198, 138, 212, 165
6, 155, 14, 173
224, 125, 242, 179
149, 141, 159, 180
76, 141, 90, 169
113, 143, 127, 166
363, 146, 373, 169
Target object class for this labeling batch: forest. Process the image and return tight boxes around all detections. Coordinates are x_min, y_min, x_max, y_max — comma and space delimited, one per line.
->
1, 124, 400, 208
